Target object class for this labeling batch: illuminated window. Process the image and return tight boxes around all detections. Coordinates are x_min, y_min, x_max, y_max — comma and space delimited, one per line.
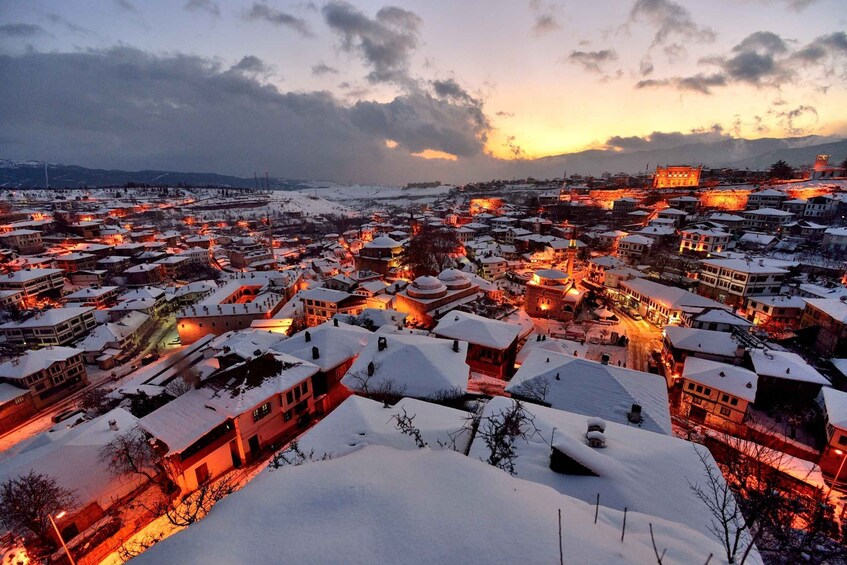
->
252, 402, 271, 422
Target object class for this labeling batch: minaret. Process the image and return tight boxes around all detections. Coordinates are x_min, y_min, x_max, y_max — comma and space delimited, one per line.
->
566, 237, 577, 278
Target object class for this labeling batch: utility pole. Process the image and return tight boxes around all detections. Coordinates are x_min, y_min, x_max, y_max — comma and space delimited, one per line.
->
44, 161, 49, 189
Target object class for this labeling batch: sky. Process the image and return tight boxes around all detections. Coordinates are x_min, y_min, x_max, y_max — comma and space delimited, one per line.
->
0, 0, 845, 184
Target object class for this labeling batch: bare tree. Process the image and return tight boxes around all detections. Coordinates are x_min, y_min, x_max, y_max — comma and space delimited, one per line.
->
0, 471, 77, 551
268, 440, 331, 469
99, 426, 169, 489
689, 446, 759, 564
392, 408, 428, 448
475, 400, 540, 475
79, 386, 117, 417
155, 475, 236, 527
344, 363, 407, 407
509, 377, 550, 405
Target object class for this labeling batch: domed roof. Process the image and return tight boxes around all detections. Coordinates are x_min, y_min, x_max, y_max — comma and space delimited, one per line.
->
438, 268, 472, 290
366, 236, 401, 249
406, 275, 448, 299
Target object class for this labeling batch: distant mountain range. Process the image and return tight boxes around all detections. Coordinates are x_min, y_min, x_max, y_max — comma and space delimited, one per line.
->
2, 135, 845, 188
0, 160, 312, 190
511, 135, 847, 180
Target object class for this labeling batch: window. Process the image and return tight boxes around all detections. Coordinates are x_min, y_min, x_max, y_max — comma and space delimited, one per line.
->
687, 382, 695, 391
695, 385, 703, 393
721, 394, 729, 403
691, 396, 702, 405
704, 388, 712, 396
283, 410, 292, 422
730, 398, 738, 406
839, 435, 847, 447
719, 407, 731, 417
301, 381, 308, 394
252, 402, 271, 422
286, 390, 294, 404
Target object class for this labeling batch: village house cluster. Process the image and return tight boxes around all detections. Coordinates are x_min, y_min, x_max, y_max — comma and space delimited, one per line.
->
1, 154, 847, 562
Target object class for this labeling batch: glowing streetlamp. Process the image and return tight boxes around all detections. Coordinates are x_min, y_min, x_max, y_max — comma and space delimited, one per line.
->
48, 511, 75, 565
826, 449, 847, 499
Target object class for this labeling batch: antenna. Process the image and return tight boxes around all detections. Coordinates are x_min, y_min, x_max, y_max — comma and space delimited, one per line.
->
265, 170, 270, 192
44, 161, 49, 189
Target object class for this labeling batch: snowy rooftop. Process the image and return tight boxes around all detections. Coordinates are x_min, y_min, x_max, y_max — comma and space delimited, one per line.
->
0, 268, 63, 282
433, 310, 521, 350
272, 321, 371, 372
622, 278, 726, 311
701, 257, 789, 274
0, 307, 94, 329
819, 386, 847, 429
516, 334, 589, 365
692, 308, 751, 327
682, 356, 757, 402
295, 395, 472, 458
803, 298, 847, 323
749, 349, 828, 385
664, 326, 740, 357
0, 346, 82, 379
507, 350, 672, 435
134, 444, 729, 565
0, 409, 147, 509
341, 332, 469, 399
468, 397, 749, 554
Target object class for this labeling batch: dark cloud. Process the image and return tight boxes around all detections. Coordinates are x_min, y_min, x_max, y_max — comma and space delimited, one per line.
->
45, 14, 93, 35
495, 110, 514, 118
311, 62, 339, 76
322, 1, 422, 84
629, 0, 715, 47
533, 14, 560, 35
245, 3, 312, 37
639, 55, 654, 76
231, 55, 273, 76
113, 0, 139, 13
0, 47, 492, 184
0, 23, 46, 37
662, 43, 686, 63
184, 0, 220, 17
605, 125, 727, 152
772, 104, 818, 135
565, 49, 618, 73
637, 30, 847, 94
636, 73, 727, 94
431, 78, 477, 104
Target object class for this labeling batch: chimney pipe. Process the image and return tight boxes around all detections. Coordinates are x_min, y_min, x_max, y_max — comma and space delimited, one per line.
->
452, 339, 460, 352
304, 330, 311, 342
108, 419, 118, 431
367, 361, 375, 376
600, 353, 610, 365
378, 336, 387, 351
312, 346, 319, 360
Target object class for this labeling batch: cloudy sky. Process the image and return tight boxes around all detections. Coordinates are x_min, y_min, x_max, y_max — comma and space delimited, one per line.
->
1, 0, 845, 184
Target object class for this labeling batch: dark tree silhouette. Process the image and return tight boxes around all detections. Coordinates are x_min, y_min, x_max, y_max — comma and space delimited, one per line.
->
768, 160, 794, 180
0, 471, 77, 550
400, 224, 462, 277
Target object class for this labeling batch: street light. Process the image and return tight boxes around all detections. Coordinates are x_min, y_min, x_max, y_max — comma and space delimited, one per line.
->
48, 511, 76, 565
826, 449, 847, 499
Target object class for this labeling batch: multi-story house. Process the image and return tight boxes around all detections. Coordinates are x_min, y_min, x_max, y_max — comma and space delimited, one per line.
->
697, 258, 789, 307
745, 188, 786, 210
0, 229, 44, 254
617, 235, 652, 264
742, 208, 794, 232
800, 298, 847, 357
678, 228, 731, 255
0, 268, 65, 302
0, 307, 97, 347
300, 288, 367, 328
0, 346, 89, 409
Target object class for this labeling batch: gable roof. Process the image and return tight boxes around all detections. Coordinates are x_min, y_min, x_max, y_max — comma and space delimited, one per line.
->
682, 356, 757, 402
433, 310, 520, 350
506, 350, 672, 435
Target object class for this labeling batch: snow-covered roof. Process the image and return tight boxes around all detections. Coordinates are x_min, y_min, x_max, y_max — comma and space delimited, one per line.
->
663, 326, 740, 357
133, 444, 730, 565
272, 321, 371, 372
516, 334, 589, 366
295, 396, 472, 458
433, 310, 520, 350
0, 409, 147, 509
682, 356, 757, 402
507, 350, 672, 435
701, 257, 789, 274
365, 235, 401, 248
692, 308, 751, 327
0, 268, 63, 282
748, 349, 828, 385
820, 386, 847, 429
299, 287, 355, 304
341, 332, 469, 399
803, 298, 847, 323
619, 234, 653, 245
467, 398, 748, 553
621, 278, 726, 311
0, 346, 82, 379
